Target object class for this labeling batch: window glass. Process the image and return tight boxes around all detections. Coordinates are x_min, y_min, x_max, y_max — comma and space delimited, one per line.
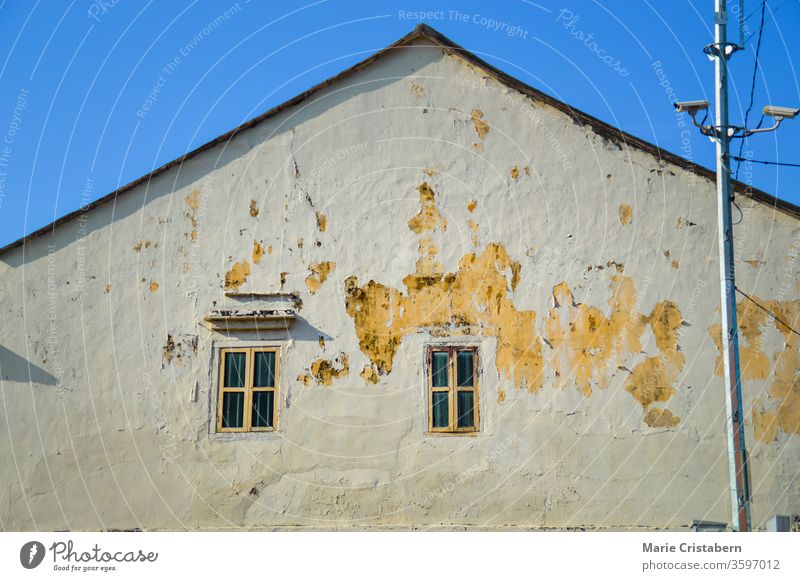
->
431, 391, 449, 428
253, 351, 276, 387
224, 352, 246, 387
431, 351, 449, 387
221, 391, 245, 428
456, 350, 474, 387
251, 391, 275, 428
457, 391, 475, 428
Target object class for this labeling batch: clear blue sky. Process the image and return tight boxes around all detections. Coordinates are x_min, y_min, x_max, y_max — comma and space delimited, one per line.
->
0, 0, 798, 247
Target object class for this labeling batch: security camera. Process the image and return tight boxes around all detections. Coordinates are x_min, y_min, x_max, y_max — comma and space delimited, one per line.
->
674, 100, 709, 114
763, 105, 800, 120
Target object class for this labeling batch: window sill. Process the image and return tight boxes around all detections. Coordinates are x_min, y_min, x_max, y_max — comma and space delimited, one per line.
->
212, 430, 280, 442
426, 430, 480, 437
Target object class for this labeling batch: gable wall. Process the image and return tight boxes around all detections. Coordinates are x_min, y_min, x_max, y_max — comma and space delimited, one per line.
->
1, 40, 798, 530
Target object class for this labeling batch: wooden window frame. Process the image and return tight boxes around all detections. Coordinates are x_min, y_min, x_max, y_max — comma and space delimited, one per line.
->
217, 347, 280, 433
427, 346, 479, 434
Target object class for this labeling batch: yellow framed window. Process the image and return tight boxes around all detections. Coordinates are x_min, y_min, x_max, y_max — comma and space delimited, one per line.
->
428, 346, 479, 433
218, 347, 279, 432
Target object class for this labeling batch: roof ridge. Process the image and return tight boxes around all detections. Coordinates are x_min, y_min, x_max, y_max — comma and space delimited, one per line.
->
1, 24, 796, 256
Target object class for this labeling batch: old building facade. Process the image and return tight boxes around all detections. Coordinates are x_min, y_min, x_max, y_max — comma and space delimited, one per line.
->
1, 26, 798, 530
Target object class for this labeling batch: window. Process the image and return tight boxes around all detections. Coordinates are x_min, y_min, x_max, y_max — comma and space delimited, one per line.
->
218, 347, 279, 432
428, 346, 479, 433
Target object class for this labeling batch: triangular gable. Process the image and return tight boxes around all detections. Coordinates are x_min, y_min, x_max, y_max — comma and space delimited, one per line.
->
2, 24, 796, 256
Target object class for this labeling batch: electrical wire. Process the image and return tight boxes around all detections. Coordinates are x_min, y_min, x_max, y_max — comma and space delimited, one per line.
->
732, 155, 800, 167
735, 287, 800, 338
743, 0, 789, 40
734, 0, 767, 181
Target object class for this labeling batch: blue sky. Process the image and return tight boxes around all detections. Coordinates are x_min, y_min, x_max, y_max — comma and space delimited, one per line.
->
0, 0, 798, 247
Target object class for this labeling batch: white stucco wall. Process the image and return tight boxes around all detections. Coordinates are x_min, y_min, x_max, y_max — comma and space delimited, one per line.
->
1, 37, 798, 531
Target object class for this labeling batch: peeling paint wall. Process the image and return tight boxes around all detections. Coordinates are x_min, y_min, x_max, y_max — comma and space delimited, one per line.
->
1, 39, 798, 531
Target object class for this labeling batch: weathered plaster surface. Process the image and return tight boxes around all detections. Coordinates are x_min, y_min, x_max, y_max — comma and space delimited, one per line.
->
1, 39, 798, 531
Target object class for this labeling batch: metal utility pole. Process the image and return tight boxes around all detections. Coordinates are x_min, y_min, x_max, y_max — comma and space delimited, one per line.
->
711, 0, 751, 533
678, 0, 798, 534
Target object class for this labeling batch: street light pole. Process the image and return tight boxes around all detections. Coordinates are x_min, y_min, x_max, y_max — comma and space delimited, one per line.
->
712, 0, 751, 532
677, 1, 798, 534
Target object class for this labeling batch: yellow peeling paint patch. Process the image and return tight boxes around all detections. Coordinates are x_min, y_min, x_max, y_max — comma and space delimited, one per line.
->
470, 109, 490, 140
671, 260, 680, 269
619, 204, 633, 225
185, 190, 200, 228
410, 83, 424, 100
185, 190, 200, 210
510, 166, 520, 180
408, 182, 447, 234
308, 355, 349, 386
423, 167, 437, 177
249, 199, 259, 218
710, 296, 800, 441
268, 245, 273, 255
545, 277, 684, 423
360, 365, 379, 385
744, 259, 763, 269
225, 261, 251, 290
316, 212, 328, 232
104, 284, 112, 294
133, 240, 151, 252
345, 242, 543, 390
497, 389, 506, 404
190, 229, 198, 241
297, 373, 312, 387
416, 237, 443, 276
468, 219, 479, 247
252, 242, 265, 265
472, 142, 484, 152
305, 262, 335, 295
467, 200, 477, 213
644, 408, 681, 428
149, 281, 159, 292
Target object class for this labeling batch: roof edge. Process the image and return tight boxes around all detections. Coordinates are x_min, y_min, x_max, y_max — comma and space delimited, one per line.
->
1, 23, 797, 256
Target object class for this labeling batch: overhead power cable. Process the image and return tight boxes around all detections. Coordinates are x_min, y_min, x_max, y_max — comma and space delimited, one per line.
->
735, 287, 800, 338
731, 155, 800, 168
734, 0, 767, 181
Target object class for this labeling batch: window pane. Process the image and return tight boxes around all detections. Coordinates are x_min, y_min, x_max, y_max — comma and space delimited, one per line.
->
457, 350, 474, 387
457, 391, 475, 428
431, 352, 449, 387
221, 391, 245, 428
224, 352, 246, 387
432, 391, 449, 428
252, 391, 275, 428
253, 351, 276, 387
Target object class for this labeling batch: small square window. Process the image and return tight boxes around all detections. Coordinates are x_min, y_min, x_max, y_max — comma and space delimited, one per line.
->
217, 347, 279, 432
427, 347, 479, 433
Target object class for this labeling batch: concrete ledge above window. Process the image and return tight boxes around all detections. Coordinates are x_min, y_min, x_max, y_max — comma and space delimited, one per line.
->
204, 292, 301, 332
204, 309, 296, 332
